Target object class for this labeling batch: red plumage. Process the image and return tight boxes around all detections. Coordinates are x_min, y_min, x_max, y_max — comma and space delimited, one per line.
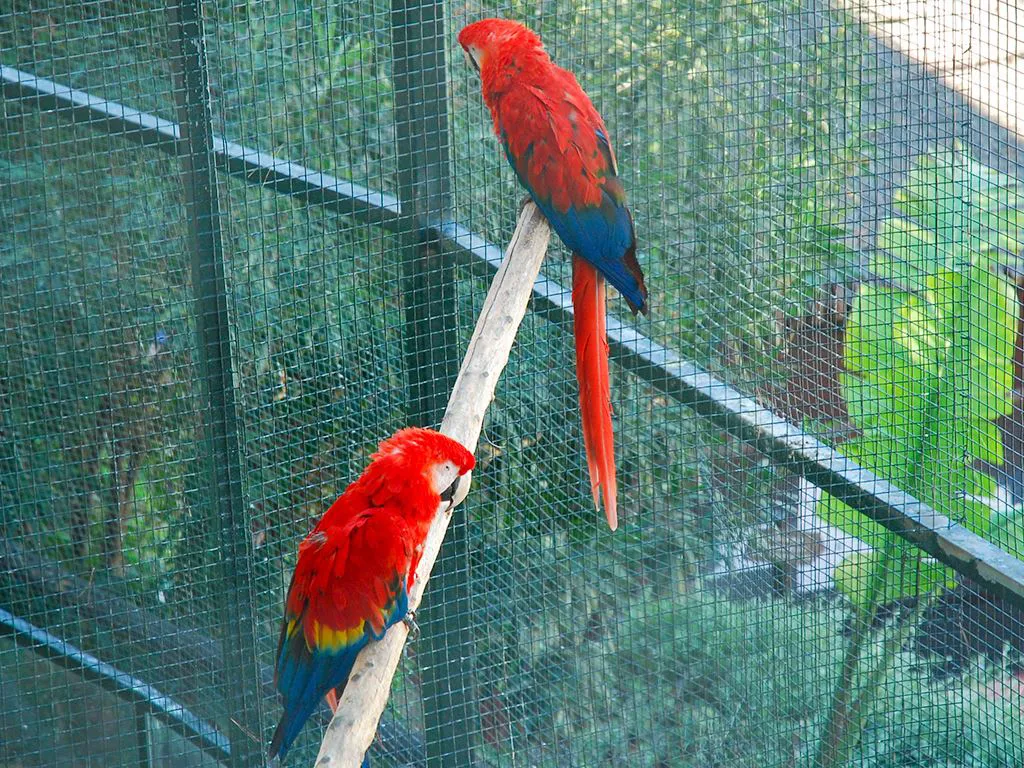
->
269, 428, 475, 760
459, 18, 648, 530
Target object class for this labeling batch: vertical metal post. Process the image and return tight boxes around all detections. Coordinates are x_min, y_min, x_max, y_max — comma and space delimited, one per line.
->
392, 0, 459, 422
134, 703, 150, 768
391, 2, 478, 767
172, 3, 263, 766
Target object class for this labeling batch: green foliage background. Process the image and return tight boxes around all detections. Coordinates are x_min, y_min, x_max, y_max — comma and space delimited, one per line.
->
820, 152, 1021, 608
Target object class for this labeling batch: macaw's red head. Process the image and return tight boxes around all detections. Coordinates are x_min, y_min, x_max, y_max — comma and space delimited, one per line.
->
458, 18, 548, 96
369, 427, 476, 511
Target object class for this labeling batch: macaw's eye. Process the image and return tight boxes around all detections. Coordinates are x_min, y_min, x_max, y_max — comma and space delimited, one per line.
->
439, 475, 461, 503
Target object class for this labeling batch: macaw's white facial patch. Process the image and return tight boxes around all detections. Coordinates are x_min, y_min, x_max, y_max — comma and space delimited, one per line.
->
430, 460, 461, 502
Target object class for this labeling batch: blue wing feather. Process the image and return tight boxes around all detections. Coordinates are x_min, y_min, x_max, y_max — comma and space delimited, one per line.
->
269, 583, 409, 761
501, 133, 646, 313
535, 193, 639, 305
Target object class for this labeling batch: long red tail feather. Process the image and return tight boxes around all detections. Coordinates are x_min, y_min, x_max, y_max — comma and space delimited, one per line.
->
571, 256, 618, 530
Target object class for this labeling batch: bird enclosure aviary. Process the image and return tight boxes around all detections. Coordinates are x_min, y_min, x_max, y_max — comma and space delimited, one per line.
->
3, 0, 1024, 767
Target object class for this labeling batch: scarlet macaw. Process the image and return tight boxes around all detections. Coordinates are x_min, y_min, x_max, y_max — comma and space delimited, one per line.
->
459, 18, 648, 530
269, 428, 475, 762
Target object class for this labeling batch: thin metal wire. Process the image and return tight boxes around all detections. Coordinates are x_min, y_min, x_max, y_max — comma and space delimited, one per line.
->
3, 1, 1024, 767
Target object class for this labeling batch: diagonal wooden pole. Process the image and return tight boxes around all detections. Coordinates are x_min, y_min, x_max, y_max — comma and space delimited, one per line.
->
313, 203, 550, 767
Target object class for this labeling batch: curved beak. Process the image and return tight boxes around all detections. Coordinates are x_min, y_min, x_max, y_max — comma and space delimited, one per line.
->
439, 472, 472, 511
439, 475, 460, 504
462, 46, 481, 74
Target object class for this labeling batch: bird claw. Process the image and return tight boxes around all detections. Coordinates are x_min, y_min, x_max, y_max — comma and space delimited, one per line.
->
403, 610, 420, 640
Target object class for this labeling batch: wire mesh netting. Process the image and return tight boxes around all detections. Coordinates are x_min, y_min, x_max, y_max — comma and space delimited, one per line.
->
3, 0, 1024, 766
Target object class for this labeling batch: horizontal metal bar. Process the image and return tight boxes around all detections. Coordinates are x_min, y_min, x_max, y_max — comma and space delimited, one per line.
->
0, 65, 401, 226
0, 606, 231, 763
5, 64, 1024, 606
440, 219, 1024, 604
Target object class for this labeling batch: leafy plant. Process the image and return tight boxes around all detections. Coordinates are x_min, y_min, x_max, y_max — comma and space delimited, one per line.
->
815, 147, 1023, 766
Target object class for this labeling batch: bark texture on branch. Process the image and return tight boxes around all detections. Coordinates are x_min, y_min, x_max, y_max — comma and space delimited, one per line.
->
314, 203, 551, 767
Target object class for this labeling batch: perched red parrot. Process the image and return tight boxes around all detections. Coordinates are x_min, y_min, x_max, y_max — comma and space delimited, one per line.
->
458, 18, 648, 531
268, 427, 475, 761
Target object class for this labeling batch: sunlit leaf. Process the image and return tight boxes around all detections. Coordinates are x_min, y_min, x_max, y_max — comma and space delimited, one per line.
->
834, 549, 953, 612
818, 149, 1019, 608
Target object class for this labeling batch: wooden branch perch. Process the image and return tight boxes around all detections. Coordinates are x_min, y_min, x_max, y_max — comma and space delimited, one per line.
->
314, 203, 550, 766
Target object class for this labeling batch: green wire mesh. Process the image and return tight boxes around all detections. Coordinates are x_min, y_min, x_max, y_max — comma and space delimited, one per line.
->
3, 1, 1024, 767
